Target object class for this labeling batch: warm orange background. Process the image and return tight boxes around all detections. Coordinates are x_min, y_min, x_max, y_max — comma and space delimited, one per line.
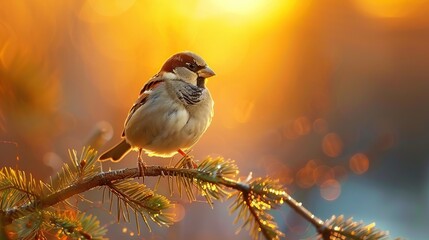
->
1, 0, 429, 239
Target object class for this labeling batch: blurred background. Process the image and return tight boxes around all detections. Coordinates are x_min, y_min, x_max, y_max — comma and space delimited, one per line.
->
1, 0, 429, 239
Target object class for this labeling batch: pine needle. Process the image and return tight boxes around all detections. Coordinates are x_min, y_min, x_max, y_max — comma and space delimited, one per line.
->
324, 215, 389, 240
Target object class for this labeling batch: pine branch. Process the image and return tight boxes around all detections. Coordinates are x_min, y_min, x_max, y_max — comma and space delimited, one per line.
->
12, 210, 107, 239
323, 215, 389, 240
229, 177, 286, 239
0, 168, 46, 215
1, 167, 149, 224
105, 179, 173, 234
49, 148, 101, 193
0, 147, 394, 240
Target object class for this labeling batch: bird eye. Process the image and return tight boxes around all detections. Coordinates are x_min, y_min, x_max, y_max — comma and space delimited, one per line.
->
187, 62, 198, 71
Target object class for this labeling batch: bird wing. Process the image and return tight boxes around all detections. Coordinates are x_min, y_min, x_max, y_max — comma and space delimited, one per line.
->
122, 76, 165, 137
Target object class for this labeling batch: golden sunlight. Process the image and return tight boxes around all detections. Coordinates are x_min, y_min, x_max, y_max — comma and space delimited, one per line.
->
87, 0, 136, 16
353, 0, 425, 18
208, 0, 272, 15
2, 0, 429, 238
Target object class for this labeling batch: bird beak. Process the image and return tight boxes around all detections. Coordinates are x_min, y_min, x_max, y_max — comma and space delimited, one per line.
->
198, 66, 215, 78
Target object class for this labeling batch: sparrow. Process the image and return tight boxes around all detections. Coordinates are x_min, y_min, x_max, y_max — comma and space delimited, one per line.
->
99, 52, 215, 172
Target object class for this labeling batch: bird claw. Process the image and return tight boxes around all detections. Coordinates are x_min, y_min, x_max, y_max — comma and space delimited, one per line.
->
138, 159, 146, 182
177, 149, 198, 169
184, 155, 198, 169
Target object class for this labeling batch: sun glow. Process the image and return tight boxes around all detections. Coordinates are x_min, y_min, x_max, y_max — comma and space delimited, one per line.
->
353, 0, 425, 18
208, 0, 271, 15
75, 0, 297, 113
1, 0, 426, 238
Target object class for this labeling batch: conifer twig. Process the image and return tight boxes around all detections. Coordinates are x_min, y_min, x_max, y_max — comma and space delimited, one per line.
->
1, 166, 310, 225
1, 163, 387, 239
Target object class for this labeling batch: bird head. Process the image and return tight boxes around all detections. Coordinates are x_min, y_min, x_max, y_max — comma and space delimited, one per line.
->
159, 51, 215, 88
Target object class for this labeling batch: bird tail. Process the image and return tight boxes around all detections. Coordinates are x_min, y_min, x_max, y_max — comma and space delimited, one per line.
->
99, 140, 132, 162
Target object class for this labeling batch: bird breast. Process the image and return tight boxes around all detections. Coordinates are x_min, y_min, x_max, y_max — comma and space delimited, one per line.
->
124, 83, 213, 157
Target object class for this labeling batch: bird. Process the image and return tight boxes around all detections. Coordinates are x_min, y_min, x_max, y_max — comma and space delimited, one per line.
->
99, 51, 215, 174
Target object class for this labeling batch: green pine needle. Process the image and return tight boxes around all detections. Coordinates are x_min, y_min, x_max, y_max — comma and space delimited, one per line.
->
324, 215, 389, 240
105, 179, 174, 233
14, 210, 107, 240
0, 167, 44, 211
197, 156, 239, 180
0, 147, 396, 240
229, 178, 286, 240
172, 157, 238, 205
50, 147, 101, 192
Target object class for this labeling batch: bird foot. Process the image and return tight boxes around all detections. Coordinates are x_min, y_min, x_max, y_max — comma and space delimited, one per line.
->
138, 159, 146, 182
137, 149, 146, 182
177, 149, 198, 169
185, 156, 198, 169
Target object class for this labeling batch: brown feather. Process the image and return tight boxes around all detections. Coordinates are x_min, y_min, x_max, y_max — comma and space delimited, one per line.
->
122, 79, 165, 137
